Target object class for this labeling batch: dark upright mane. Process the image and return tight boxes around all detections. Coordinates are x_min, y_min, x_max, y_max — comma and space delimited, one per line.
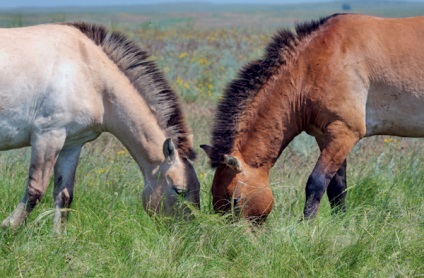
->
63, 22, 196, 160
209, 14, 345, 167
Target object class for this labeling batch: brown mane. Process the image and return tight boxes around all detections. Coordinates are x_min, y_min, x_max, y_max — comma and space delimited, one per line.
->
63, 22, 196, 160
209, 13, 345, 167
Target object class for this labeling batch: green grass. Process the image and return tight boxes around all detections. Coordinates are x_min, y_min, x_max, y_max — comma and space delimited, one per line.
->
1, 2, 424, 277
1, 140, 422, 277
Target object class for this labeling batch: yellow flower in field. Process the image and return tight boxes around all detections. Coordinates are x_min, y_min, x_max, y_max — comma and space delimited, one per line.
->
98, 168, 106, 174
198, 58, 208, 65
117, 150, 126, 155
208, 84, 213, 90
383, 137, 398, 143
184, 83, 190, 89
179, 52, 188, 59
176, 76, 183, 86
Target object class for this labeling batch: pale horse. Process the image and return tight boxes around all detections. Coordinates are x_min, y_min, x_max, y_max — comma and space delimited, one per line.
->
0, 22, 200, 232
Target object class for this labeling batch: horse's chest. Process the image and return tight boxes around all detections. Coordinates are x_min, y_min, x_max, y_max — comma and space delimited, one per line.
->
64, 130, 101, 147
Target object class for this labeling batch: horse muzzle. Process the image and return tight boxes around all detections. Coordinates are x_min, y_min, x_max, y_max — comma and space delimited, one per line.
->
172, 186, 189, 198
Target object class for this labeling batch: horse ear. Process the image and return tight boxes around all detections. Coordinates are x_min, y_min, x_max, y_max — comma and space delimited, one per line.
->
187, 134, 194, 147
200, 144, 213, 159
163, 138, 176, 163
224, 155, 243, 173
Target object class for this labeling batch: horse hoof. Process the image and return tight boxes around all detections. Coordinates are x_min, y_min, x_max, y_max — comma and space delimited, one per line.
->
1, 217, 11, 228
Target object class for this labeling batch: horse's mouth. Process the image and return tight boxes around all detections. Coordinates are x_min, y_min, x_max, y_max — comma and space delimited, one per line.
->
172, 188, 189, 198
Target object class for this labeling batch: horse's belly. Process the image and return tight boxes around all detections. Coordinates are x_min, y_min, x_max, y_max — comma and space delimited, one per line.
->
0, 119, 101, 151
0, 120, 31, 150
365, 86, 424, 137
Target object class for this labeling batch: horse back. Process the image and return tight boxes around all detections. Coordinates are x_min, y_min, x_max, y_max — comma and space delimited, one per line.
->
304, 14, 424, 137
0, 25, 107, 149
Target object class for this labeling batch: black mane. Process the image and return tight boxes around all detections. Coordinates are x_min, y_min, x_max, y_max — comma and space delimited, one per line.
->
209, 14, 344, 167
63, 22, 196, 160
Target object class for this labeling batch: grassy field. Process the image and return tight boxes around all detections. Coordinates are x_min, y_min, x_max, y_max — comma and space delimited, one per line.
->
0, 2, 423, 277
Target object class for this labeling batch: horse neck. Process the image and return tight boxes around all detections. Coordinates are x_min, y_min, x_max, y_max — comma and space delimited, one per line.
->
103, 74, 167, 176
236, 70, 304, 171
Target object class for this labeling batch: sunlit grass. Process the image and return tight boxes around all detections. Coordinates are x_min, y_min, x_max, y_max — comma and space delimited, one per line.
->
1, 3, 424, 277
1, 125, 422, 277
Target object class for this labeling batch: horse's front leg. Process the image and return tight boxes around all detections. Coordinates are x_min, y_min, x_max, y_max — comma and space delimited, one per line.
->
315, 138, 347, 213
1, 130, 66, 229
326, 159, 347, 213
53, 146, 82, 233
304, 122, 360, 219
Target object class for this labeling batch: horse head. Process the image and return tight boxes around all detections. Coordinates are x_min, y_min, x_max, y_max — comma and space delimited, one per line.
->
142, 138, 200, 217
201, 145, 274, 222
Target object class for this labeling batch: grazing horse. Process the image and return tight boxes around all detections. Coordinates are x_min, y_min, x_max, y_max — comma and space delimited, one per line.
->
201, 14, 424, 222
0, 22, 200, 232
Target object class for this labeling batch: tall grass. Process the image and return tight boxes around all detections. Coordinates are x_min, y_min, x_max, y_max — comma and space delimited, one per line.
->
1, 141, 422, 277
1, 3, 424, 277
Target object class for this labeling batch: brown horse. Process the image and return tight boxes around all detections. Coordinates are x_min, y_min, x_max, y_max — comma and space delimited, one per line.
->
201, 13, 424, 222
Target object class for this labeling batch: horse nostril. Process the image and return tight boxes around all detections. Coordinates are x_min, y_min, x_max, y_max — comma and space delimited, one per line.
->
232, 197, 241, 207
173, 187, 188, 198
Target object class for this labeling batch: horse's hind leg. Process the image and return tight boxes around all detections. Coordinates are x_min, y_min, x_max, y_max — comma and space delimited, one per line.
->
53, 146, 82, 233
1, 130, 66, 229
